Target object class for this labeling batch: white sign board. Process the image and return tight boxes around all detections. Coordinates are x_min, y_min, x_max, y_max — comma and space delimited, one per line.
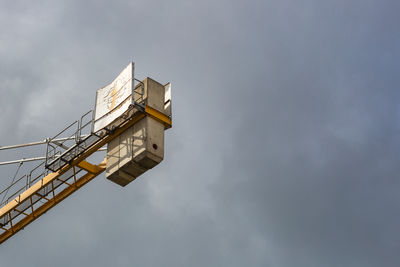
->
93, 62, 134, 132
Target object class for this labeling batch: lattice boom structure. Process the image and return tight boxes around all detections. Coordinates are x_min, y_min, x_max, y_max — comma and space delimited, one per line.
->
0, 72, 172, 244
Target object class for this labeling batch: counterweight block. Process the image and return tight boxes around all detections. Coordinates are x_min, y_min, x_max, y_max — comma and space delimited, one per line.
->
106, 78, 170, 186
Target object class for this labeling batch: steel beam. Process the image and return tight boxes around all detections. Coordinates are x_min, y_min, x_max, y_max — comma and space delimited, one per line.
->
0, 160, 106, 244
145, 106, 172, 129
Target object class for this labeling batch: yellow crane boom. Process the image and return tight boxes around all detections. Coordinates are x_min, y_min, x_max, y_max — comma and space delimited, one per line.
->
0, 105, 171, 244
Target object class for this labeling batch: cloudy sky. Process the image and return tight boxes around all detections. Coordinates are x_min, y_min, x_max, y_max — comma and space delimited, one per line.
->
0, 0, 399, 266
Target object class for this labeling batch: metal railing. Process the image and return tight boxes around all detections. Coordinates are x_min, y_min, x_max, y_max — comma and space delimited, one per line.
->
45, 110, 100, 172
0, 161, 49, 208
0, 81, 147, 209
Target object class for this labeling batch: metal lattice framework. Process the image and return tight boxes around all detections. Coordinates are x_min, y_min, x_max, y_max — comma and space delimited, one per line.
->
0, 101, 171, 244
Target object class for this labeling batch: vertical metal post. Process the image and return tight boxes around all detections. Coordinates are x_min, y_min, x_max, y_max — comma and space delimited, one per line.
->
45, 138, 49, 168
92, 91, 98, 134
8, 213, 13, 232
29, 196, 34, 217
72, 166, 77, 185
75, 120, 80, 144
27, 173, 31, 188
131, 61, 135, 106
51, 180, 55, 201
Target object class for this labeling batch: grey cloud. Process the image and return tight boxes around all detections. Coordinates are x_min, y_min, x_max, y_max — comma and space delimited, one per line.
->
0, 1, 399, 267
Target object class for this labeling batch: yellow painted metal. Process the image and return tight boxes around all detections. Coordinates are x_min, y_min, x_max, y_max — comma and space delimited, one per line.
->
77, 160, 104, 174
0, 104, 170, 244
71, 112, 146, 167
0, 160, 106, 244
0, 160, 102, 219
0, 172, 59, 218
145, 106, 172, 129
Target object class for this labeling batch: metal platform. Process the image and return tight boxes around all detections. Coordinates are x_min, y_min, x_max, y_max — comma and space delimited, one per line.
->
0, 75, 174, 244
0, 106, 145, 244
0, 101, 171, 244
45, 110, 102, 172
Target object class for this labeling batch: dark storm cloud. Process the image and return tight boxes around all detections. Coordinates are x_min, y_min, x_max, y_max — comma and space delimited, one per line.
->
211, 1, 400, 266
0, 0, 399, 267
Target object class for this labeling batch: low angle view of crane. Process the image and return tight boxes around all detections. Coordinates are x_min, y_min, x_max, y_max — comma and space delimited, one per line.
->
0, 62, 172, 244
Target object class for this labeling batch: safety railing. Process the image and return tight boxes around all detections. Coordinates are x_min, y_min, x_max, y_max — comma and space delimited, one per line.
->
0, 161, 49, 209
0, 80, 146, 209
45, 110, 101, 172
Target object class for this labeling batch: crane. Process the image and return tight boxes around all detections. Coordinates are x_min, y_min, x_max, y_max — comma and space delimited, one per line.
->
0, 62, 172, 244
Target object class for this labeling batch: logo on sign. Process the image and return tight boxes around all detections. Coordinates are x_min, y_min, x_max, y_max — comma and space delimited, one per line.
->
103, 77, 126, 111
